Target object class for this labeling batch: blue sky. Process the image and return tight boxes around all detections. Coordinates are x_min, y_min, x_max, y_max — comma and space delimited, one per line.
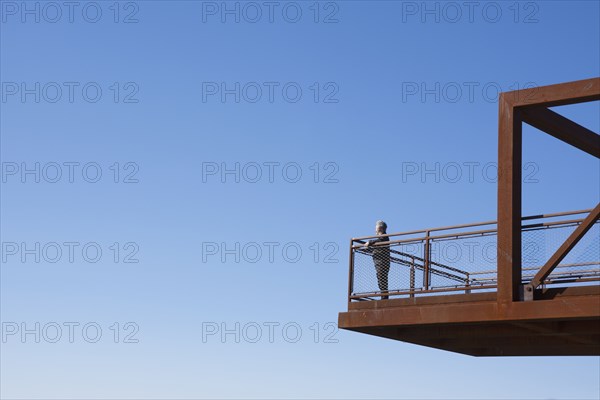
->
1, 1, 599, 399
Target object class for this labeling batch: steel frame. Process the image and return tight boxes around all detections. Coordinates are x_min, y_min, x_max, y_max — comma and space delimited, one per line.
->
497, 77, 600, 303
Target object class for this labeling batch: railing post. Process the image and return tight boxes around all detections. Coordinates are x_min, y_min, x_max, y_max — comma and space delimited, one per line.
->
424, 231, 431, 290
465, 273, 471, 294
410, 256, 416, 298
348, 239, 355, 303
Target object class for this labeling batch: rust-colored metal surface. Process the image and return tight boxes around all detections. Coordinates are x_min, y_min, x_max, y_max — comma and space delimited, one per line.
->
338, 78, 600, 356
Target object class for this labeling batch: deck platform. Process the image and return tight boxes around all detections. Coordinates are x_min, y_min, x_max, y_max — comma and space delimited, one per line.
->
339, 287, 600, 356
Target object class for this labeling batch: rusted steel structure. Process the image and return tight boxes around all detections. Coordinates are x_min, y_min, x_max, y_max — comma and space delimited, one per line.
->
338, 78, 600, 356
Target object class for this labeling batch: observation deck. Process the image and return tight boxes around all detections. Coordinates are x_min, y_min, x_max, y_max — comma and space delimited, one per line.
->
338, 78, 600, 356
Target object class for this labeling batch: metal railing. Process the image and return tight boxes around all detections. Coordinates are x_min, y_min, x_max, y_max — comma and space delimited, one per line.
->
348, 210, 600, 301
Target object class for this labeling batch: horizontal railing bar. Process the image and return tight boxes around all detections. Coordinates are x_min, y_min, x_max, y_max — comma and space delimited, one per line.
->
430, 231, 499, 243
522, 219, 585, 230
521, 208, 593, 221
353, 285, 497, 296
469, 262, 600, 276
469, 272, 600, 287
350, 285, 498, 299
523, 270, 600, 279
353, 224, 496, 242
351, 275, 600, 299
423, 228, 498, 242
351, 275, 600, 300
468, 274, 600, 287
351, 208, 592, 241
470, 270, 600, 281
538, 277, 600, 285
352, 219, 597, 246
531, 262, 597, 271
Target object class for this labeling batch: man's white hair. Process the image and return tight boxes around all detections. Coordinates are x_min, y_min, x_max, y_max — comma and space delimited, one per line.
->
376, 220, 387, 232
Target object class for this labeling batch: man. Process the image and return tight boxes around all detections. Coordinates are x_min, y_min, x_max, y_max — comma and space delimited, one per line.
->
365, 220, 390, 300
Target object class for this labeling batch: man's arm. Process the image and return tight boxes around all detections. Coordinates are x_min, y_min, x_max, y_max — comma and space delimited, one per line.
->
366, 236, 385, 246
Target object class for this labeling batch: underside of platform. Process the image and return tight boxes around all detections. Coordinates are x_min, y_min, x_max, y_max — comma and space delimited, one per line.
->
338, 288, 600, 356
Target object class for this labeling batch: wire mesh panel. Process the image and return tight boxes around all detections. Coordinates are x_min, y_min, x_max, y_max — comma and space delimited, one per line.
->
522, 223, 600, 286
352, 241, 424, 297
429, 233, 497, 290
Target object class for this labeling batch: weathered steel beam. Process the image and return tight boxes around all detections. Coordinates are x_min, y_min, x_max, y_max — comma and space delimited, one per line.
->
497, 95, 522, 303
502, 77, 600, 108
339, 296, 600, 329
521, 107, 600, 158
389, 320, 600, 340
